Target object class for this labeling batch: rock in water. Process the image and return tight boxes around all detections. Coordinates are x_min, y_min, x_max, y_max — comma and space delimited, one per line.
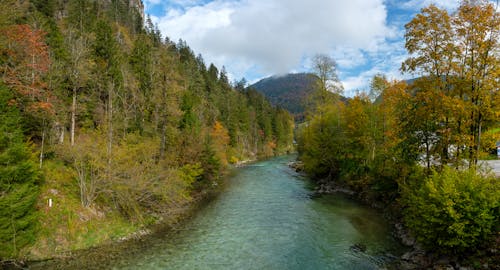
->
350, 243, 367, 253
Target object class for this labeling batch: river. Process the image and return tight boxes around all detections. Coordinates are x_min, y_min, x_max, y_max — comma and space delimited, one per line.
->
31, 155, 404, 269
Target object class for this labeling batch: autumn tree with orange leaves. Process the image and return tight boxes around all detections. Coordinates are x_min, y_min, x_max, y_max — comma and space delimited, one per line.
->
402, 0, 500, 167
0, 23, 54, 168
1, 24, 52, 114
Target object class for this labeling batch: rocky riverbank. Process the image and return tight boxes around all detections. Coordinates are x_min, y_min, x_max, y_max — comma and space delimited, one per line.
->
288, 161, 498, 270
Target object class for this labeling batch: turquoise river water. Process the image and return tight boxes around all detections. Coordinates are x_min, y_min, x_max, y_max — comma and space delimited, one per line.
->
32, 155, 404, 270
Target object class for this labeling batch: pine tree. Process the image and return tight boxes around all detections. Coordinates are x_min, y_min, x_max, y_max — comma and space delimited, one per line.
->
0, 84, 41, 259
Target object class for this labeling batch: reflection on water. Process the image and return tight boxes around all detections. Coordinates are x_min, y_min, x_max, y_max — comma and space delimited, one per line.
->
31, 156, 404, 270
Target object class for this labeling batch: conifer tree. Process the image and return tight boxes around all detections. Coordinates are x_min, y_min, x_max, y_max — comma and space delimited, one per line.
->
0, 84, 41, 259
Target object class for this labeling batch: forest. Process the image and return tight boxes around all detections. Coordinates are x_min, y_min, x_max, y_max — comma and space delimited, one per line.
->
298, 0, 499, 260
0, 0, 294, 259
1, 0, 499, 267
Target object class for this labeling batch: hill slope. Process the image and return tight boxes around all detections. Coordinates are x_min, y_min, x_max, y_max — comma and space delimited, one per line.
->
0, 0, 294, 259
250, 73, 318, 118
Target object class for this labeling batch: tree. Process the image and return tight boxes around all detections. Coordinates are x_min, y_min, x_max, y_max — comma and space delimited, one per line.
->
402, 4, 455, 78
308, 54, 343, 116
66, 28, 92, 145
369, 74, 389, 101
0, 23, 53, 168
401, 1, 500, 167
0, 24, 51, 109
312, 54, 343, 94
298, 101, 346, 179
401, 4, 458, 167
129, 34, 154, 130
0, 84, 41, 258
370, 80, 408, 197
67, 0, 97, 33
93, 19, 122, 181
0, 0, 296, 255
210, 121, 230, 166
30, 0, 56, 17
454, 0, 500, 165
399, 80, 446, 171
0, 0, 27, 28
152, 46, 183, 160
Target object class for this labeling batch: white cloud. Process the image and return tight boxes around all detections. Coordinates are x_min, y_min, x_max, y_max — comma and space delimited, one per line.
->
332, 47, 367, 69
341, 59, 409, 97
158, 2, 233, 42
153, 0, 390, 76
147, 0, 500, 96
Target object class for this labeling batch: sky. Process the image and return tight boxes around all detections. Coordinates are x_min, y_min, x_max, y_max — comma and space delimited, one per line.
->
143, 0, 462, 96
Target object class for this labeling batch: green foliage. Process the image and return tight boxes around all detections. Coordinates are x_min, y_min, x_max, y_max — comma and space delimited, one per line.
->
250, 73, 318, 118
298, 78, 408, 200
298, 104, 345, 179
180, 163, 203, 183
93, 19, 119, 69
0, 85, 41, 259
30, 0, 56, 17
0, 0, 295, 258
67, 0, 97, 32
31, 160, 139, 258
402, 167, 499, 254
297, 1, 500, 259
401, 2, 500, 165
199, 137, 222, 183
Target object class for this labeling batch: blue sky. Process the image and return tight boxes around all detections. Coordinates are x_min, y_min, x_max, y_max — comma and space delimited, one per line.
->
143, 0, 460, 96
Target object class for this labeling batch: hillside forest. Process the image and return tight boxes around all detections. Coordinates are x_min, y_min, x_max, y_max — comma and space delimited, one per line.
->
250, 73, 319, 122
298, 1, 500, 258
1, 0, 499, 266
0, 0, 294, 259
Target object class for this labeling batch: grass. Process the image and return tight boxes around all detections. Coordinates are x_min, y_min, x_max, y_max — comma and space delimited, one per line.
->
26, 154, 228, 260
28, 160, 139, 260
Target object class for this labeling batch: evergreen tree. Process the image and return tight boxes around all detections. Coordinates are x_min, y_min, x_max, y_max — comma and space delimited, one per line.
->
0, 84, 41, 259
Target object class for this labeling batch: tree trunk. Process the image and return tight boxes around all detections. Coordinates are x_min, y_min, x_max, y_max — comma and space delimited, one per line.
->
71, 86, 77, 146
31, 54, 35, 100
475, 112, 482, 166
39, 123, 45, 169
425, 138, 431, 172
107, 81, 114, 179
59, 124, 64, 144
159, 121, 166, 160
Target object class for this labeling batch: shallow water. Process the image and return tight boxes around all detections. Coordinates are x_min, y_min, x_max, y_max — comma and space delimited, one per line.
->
33, 155, 403, 270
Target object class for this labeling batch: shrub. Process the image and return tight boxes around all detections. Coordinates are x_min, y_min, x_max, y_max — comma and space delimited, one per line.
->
403, 167, 499, 254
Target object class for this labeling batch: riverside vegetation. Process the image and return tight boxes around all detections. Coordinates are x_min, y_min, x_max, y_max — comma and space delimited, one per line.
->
1, 0, 499, 268
298, 1, 499, 268
0, 0, 294, 261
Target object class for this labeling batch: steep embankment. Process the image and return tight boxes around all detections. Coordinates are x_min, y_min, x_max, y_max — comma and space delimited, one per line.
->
0, 0, 294, 261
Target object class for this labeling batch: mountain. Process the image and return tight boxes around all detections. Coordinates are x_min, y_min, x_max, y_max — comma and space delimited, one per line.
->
250, 73, 318, 120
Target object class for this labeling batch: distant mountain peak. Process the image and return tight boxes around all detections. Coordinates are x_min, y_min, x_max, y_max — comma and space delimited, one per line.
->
250, 73, 318, 121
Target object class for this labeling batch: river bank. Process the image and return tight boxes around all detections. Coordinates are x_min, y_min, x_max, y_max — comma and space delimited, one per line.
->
22, 155, 404, 269
1, 154, 260, 268
0, 186, 221, 270
288, 160, 499, 270
26, 187, 224, 270
0, 161, 238, 270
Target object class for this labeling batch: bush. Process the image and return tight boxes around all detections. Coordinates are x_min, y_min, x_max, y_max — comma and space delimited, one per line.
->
403, 167, 499, 254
